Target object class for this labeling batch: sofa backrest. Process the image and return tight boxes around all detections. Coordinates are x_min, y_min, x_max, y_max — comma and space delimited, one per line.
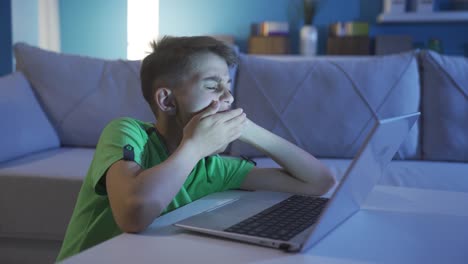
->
13, 43, 240, 149
420, 51, 468, 162
14, 43, 154, 147
231, 52, 422, 160
12, 43, 466, 162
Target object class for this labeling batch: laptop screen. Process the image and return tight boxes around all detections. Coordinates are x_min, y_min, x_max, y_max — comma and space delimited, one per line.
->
301, 113, 420, 251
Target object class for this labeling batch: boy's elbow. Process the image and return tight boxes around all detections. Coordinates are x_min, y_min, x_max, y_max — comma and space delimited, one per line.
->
119, 221, 146, 234
317, 169, 336, 196
115, 198, 164, 234
325, 171, 337, 189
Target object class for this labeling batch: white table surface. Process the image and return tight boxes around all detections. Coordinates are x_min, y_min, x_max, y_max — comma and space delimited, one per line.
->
62, 186, 468, 264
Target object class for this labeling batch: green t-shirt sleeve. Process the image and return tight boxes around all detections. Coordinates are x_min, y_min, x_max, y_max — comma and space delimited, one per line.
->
90, 117, 148, 195
218, 156, 255, 191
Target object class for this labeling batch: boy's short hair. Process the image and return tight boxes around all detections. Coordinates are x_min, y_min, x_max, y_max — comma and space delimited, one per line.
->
140, 36, 238, 116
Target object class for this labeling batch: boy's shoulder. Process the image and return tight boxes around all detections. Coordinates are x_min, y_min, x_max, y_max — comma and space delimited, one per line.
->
103, 117, 153, 134
106, 117, 152, 129
98, 117, 155, 145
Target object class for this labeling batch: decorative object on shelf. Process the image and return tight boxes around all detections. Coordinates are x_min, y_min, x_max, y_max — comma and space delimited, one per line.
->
453, 0, 468, 10
375, 35, 413, 55
327, 22, 371, 55
251, 21, 289, 37
440, 0, 468, 10
378, 0, 468, 23
383, 0, 408, 14
329, 22, 369, 37
300, 0, 319, 56
327, 36, 371, 55
409, 0, 435, 13
428, 38, 443, 53
249, 21, 289, 54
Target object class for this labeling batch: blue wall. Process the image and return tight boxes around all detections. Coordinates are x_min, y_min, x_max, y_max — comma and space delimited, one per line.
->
0, 0, 12, 76
160, 0, 468, 56
9, 0, 467, 60
59, 0, 127, 59
159, 0, 302, 53
159, 0, 363, 54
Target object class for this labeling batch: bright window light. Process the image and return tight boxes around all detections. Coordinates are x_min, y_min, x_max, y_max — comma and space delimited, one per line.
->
127, 0, 159, 60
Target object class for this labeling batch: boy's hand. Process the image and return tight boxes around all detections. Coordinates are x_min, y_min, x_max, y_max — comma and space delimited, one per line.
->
182, 101, 247, 159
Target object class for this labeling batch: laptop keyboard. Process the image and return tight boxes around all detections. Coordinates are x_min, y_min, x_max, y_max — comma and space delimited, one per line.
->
224, 195, 329, 241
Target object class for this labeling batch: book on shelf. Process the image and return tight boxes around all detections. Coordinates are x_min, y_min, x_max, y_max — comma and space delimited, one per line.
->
329, 22, 369, 37
326, 21, 371, 55
408, 0, 435, 13
383, 0, 407, 14
251, 21, 289, 36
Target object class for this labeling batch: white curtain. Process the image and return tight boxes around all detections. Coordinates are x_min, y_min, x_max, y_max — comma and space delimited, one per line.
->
38, 0, 61, 52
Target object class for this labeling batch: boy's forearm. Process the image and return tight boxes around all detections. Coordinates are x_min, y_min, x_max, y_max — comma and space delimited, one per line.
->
128, 141, 201, 231
240, 119, 335, 191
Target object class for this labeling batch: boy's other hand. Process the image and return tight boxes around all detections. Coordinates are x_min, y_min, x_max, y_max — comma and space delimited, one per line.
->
182, 100, 246, 159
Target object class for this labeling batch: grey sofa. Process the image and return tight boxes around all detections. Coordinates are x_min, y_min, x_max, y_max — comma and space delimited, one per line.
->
1, 43, 467, 264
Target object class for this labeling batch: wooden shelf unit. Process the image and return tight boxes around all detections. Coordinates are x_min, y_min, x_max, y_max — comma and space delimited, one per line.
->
377, 11, 468, 23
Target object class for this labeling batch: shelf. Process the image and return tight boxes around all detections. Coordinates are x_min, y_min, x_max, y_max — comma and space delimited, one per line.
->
377, 11, 468, 23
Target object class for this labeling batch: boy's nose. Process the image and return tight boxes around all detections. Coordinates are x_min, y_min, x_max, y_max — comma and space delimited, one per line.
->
220, 87, 234, 106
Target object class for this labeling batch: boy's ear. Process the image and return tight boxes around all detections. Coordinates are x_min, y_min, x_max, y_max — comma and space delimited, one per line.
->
154, 88, 176, 115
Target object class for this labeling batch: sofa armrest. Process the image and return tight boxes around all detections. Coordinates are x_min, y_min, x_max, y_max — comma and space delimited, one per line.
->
0, 72, 60, 163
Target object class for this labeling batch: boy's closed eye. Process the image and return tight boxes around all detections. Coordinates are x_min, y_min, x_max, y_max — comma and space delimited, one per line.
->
203, 76, 231, 91
206, 85, 219, 90
205, 84, 230, 94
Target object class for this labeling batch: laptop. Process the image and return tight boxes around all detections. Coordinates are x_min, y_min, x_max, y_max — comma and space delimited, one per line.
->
175, 112, 420, 252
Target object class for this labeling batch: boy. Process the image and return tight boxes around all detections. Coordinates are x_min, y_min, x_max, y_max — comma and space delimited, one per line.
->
57, 36, 335, 261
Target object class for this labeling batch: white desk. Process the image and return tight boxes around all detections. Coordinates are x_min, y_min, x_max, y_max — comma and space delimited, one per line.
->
63, 186, 468, 264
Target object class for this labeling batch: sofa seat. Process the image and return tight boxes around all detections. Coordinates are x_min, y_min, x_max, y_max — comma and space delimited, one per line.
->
254, 158, 468, 194
0, 148, 94, 264
0, 148, 94, 241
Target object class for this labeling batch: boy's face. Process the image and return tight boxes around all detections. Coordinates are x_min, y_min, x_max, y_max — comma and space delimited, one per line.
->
172, 52, 234, 127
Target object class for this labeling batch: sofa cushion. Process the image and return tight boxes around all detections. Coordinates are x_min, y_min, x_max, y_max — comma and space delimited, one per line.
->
232, 52, 421, 159
420, 51, 468, 162
14, 43, 154, 147
0, 72, 60, 163
0, 148, 94, 241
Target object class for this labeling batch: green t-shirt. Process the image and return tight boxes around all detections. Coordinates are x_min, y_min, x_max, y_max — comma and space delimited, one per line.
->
56, 117, 254, 262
